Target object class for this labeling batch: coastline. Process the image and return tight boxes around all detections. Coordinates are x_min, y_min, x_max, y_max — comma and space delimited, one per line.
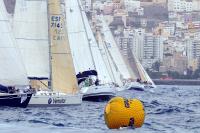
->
153, 79, 200, 85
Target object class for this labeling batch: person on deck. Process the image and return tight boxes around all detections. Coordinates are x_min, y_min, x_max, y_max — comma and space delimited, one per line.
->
95, 78, 100, 86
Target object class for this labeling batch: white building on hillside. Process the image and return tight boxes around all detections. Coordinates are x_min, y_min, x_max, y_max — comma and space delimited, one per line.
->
168, 0, 192, 12
124, 0, 140, 12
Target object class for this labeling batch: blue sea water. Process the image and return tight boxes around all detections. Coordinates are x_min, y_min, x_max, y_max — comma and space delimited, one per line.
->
0, 85, 199, 133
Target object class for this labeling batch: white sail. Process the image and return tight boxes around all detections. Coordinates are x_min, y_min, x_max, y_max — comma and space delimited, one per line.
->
133, 54, 156, 87
66, 0, 95, 73
96, 24, 123, 86
0, 1, 29, 86
80, 2, 112, 83
66, 0, 112, 83
99, 15, 131, 79
13, 0, 50, 79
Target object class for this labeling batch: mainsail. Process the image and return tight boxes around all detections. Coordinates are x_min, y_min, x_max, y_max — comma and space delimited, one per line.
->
0, 1, 28, 86
48, 0, 79, 93
66, 0, 112, 84
133, 54, 156, 87
66, 0, 95, 73
99, 15, 133, 80
95, 21, 123, 86
13, 0, 50, 80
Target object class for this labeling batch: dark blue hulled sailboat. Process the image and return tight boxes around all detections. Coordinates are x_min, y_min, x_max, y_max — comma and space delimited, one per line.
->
0, 1, 32, 108
0, 85, 32, 108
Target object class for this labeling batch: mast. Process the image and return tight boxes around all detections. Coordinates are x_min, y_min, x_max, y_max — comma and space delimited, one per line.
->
47, 0, 52, 90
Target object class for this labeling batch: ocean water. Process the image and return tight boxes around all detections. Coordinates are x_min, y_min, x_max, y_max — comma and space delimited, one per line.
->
0, 85, 199, 133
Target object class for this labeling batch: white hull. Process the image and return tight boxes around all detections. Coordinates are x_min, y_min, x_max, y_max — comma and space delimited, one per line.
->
29, 91, 82, 107
120, 82, 145, 91
80, 85, 116, 101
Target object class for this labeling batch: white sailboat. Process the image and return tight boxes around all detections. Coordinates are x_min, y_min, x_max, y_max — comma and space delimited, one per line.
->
13, 0, 82, 106
96, 14, 157, 90
95, 23, 124, 87
133, 54, 156, 89
119, 52, 156, 90
96, 15, 145, 91
98, 15, 133, 81
66, 0, 116, 101
0, 1, 32, 108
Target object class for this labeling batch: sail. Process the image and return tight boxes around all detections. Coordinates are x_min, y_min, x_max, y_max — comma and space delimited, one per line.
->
133, 54, 146, 81
138, 61, 156, 87
133, 54, 156, 86
96, 25, 123, 86
0, 1, 29, 86
79, 0, 112, 83
99, 15, 132, 80
65, 0, 95, 73
13, 0, 50, 79
66, 0, 112, 83
48, 0, 79, 93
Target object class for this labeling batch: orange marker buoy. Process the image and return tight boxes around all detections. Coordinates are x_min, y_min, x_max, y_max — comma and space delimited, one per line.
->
104, 97, 145, 129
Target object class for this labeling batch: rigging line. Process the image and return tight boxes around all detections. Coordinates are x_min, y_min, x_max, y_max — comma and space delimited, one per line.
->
101, 35, 116, 83
38, 80, 49, 88
104, 41, 119, 72
96, 23, 117, 82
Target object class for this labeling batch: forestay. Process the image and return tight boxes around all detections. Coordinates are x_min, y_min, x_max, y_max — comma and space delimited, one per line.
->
0, 1, 29, 86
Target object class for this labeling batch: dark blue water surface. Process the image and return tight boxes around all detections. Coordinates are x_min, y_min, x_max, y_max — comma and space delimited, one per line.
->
0, 85, 199, 133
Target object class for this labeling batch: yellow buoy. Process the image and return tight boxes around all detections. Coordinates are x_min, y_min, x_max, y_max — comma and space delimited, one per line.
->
104, 97, 145, 129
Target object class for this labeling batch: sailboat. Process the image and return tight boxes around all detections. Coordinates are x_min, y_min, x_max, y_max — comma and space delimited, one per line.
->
118, 50, 156, 90
133, 54, 156, 89
96, 15, 156, 90
66, 0, 116, 101
13, 0, 82, 106
0, 1, 32, 108
96, 15, 143, 90
98, 15, 133, 80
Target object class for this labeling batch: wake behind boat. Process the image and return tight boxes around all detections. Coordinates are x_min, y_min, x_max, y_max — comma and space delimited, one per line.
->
77, 70, 116, 102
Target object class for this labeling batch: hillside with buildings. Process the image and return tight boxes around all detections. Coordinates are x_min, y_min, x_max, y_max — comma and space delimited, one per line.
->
81, 0, 200, 79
